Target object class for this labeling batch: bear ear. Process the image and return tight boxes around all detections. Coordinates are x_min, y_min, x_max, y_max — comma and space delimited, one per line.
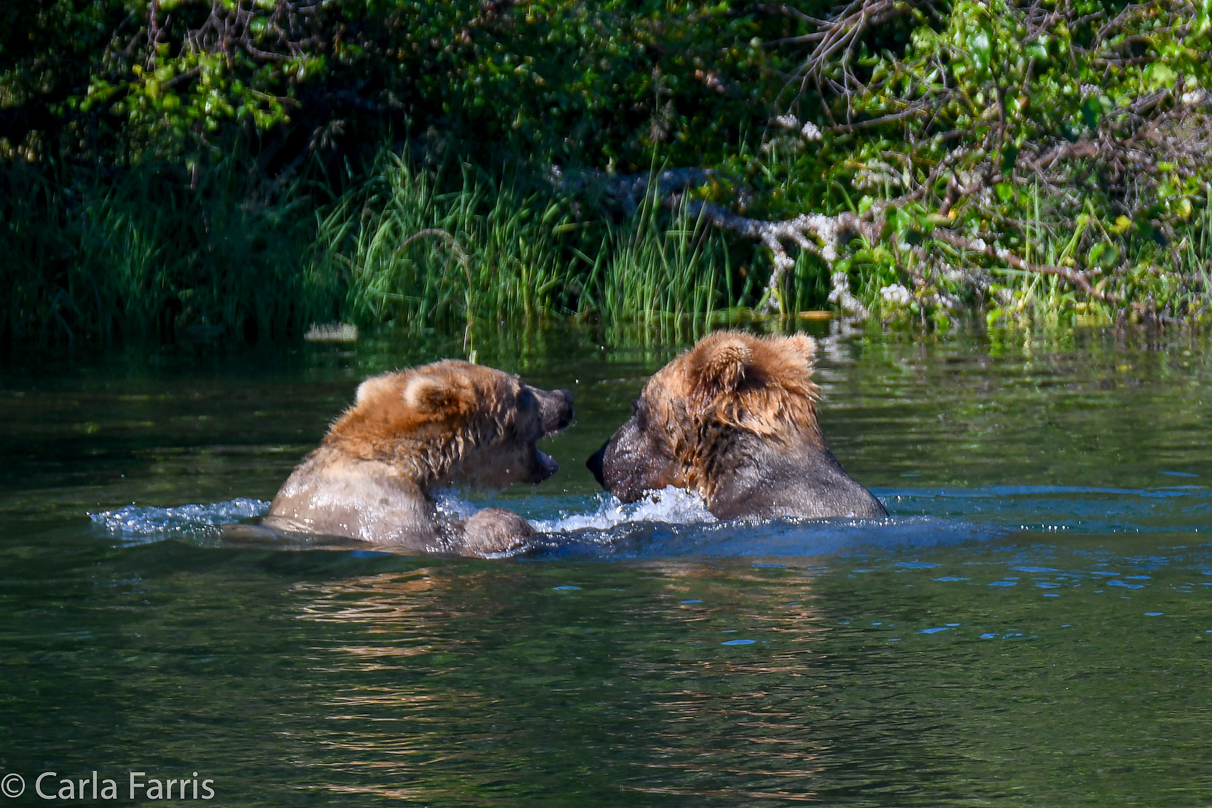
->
688, 336, 753, 417
782, 333, 817, 365
403, 373, 473, 418
355, 374, 394, 406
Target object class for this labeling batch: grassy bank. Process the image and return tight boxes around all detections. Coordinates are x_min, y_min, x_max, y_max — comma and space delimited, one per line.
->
317, 153, 737, 335
3, 149, 1211, 347
1, 151, 751, 345
1, 157, 334, 343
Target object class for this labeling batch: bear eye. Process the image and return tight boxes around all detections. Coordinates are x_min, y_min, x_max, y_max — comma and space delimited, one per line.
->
515, 389, 544, 437
630, 399, 650, 430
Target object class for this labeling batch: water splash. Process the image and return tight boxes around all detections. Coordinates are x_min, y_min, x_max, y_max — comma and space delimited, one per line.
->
431, 488, 480, 522
90, 498, 269, 543
85, 483, 1210, 556
528, 487, 716, 533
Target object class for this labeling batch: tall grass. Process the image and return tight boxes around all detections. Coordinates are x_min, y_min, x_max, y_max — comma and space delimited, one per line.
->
313, 154, 585, 329
595, 192, 729, 343
5, 146, 1210, 346
1172, 186, 1212, 323
972, 182, 1212, 329
994, 182, 1094, 329
0, 158, 335, 344
312, 152, 737, 336
2, 150, 749, 345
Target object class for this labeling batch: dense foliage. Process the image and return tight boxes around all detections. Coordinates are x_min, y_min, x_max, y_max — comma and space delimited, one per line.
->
3, 0, 1211, 342
1, 0, 806, 166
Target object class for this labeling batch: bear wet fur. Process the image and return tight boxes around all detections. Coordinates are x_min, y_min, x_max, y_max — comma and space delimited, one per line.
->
264, 360, 573, 556
587, 330, 886, 520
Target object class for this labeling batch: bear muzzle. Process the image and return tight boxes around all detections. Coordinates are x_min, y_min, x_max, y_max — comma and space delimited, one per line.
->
534, 387, 575, 435
586, 441, 607, 486
585, 425, 652, 503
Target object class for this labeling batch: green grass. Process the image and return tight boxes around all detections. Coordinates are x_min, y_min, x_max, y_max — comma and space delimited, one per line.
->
314, 153, 585, 329
0, 157, 334, 343
595, 192, 729, 342
1170, 186, 1212, 325
3, 147, 1209, 347
1, 150, 749, 345
312, 152, 738, 338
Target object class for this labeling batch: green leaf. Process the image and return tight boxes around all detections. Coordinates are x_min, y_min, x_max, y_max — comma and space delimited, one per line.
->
1149, 63, 1178, 89
1080, 96, 1100, 130
1000, 144, 1018, 174
967, 30, 992, 76
1088, 242, 1119, 269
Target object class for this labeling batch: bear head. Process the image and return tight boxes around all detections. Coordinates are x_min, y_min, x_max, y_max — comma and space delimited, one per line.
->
325, 360, 573, 490
587, 331, 829, 510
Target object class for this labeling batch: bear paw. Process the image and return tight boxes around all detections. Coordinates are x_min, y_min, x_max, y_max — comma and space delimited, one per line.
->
461, 508, 535, 556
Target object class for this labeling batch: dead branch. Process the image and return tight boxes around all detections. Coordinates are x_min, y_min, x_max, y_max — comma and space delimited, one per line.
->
929, 229, 1117, 302
562, 162, 1126, 315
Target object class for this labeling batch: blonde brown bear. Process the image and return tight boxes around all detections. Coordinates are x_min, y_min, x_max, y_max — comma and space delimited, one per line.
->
587, 331, 885, 520
264, 360, 573, 555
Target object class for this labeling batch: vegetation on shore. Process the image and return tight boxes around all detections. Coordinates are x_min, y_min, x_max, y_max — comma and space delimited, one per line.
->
3, 0, 1211, 344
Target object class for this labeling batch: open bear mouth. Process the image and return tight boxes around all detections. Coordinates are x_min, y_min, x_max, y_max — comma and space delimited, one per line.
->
536, 449, 559, 476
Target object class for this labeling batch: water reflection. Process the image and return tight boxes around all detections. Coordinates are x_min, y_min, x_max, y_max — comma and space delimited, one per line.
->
286, 562, 868, 804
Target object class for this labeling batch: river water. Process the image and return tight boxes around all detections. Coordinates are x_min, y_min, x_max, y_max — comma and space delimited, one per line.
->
2, 324, 1210, 805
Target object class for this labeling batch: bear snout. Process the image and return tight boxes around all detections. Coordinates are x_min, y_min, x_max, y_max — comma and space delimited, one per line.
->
585, 418, 677, 503
586, 441, 607, 486
585, 426, 640, 500
537, 387, 574, 434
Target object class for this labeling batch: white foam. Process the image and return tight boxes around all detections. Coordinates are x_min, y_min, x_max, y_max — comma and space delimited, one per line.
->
91, 498, 269, 539
431, 488, 480, 521
530, 487, 717, 534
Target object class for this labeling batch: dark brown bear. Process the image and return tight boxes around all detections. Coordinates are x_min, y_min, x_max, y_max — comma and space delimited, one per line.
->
587, 331, 885, 520
264, 360, 573, 556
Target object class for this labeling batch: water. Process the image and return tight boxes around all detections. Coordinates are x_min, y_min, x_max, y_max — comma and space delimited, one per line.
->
2, 325, 1211, 805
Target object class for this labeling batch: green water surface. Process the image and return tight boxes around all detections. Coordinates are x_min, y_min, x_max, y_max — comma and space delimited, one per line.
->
1, 325, 1210, 806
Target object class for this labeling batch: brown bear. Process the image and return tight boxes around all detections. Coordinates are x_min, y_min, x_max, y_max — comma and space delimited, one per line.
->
263, 360, 573, 556
587, 330, 886, 520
